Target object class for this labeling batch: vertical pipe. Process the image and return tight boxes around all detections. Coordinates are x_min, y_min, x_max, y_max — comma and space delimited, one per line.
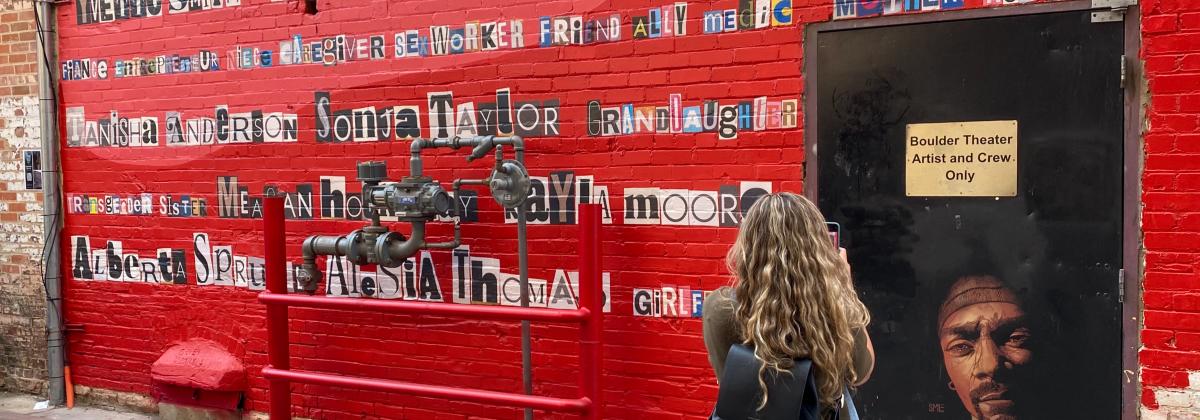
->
578, 204, 603, 420
36, 0, 65, 406
518, 193, 532, 420
509, 136, 533, 420
263, 196, 292, 420
410, 139, 424, 177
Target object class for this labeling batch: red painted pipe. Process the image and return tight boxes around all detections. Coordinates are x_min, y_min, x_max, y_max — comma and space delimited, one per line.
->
578, 204, 604, 420
263, 367, 592, 413
259, 293, 589, 323
263, 196, 291, 420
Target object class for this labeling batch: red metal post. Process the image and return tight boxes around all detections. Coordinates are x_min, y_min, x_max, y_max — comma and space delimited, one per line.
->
263, 196, 291, 420
578, 204, 603, 420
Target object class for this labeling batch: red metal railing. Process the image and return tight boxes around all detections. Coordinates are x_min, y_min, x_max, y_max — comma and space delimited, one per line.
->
260, 196, 604, 419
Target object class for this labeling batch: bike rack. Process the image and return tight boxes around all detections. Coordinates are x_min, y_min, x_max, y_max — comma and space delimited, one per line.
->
260, 195, 604, 419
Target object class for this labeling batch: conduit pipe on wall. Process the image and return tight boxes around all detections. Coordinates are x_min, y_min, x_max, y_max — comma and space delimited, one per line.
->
416, 136, 534, 419
298, 136, 530, 291
297, 135, 536, 416
444, 136, 534, 420
34, 0, 66, 406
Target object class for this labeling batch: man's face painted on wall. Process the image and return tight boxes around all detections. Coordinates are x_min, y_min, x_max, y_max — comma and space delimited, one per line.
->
939, 301, 1032, 420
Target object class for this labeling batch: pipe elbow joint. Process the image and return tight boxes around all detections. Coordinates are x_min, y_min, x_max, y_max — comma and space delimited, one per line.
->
298, 236, 323, 294
410, 138, 428, 154
300, 234, 349, 293
507, 135, 525, 152
297, 261, 321, 294
381, 222, 426, 262
385, 238, 424, 261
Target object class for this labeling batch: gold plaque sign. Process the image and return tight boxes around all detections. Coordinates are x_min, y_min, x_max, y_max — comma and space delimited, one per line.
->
905, 120, 1018, 197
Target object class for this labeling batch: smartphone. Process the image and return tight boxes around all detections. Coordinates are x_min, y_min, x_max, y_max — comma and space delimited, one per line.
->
826, 222, 842, 248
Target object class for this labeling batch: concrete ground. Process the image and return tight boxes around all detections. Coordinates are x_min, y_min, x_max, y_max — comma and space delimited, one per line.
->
0, 393, 154, 420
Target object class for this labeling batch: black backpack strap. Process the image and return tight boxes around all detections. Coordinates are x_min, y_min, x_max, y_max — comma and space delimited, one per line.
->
714, 344, 820, 420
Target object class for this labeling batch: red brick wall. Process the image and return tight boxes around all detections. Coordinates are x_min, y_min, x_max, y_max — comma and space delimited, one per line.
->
0, 0, 46, 396
57, 1, 799, 418
52, 0, 1200, 419
1138, 0, 1200, 415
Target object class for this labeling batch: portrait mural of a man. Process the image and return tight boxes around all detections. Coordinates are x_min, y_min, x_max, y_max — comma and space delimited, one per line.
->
937, 275, 1035, 420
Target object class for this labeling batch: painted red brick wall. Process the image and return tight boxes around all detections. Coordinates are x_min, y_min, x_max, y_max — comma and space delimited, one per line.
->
52, 0, 1200, 419
1138, 0, 1200, 415
56, 1, 800, 418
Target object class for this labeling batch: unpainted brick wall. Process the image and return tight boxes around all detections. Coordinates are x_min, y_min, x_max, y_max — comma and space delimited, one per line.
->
0, 0, 46, 396
1139, 0, 1200, 414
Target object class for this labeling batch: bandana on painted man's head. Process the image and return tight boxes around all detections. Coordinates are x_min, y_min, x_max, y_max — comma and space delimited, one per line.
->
937, 275, 1019, 329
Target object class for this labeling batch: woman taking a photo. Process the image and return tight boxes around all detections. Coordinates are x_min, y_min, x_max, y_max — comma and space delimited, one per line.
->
704, 192, 875, 419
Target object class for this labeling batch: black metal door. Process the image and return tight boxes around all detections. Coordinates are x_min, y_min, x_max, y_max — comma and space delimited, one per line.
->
813, 11, 1124, 420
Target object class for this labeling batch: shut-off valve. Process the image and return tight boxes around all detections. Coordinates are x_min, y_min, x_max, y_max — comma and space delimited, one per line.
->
295, 135, 531, 292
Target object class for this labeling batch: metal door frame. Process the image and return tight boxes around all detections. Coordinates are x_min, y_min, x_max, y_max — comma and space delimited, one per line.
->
802, 4, 1143, 419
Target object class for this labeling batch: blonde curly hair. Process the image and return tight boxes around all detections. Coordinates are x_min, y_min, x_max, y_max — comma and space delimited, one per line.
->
726, 192, 871, 410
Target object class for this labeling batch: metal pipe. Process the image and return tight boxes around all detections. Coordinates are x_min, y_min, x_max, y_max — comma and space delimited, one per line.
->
519, 203, 532, 420
259, 293, 589, 323
262, 368, 591, 413
422, 224, 460, 249
453, 179, 489, 188
503, 136, 532, 420
494, 136, 525, 163
466, 136, 496, 161
365, 193, 382, 228
411, 137, 462, 177
499, 136, 532, 420
263, 196, 292, 420
425, 179, 487, 251
410, 139, 426, 177
385, 221, 426, 256
447, 135, 525, 163
447, 135, 533, 418
260, 200, 600, 419
301, 223, 432, 283
303, 235, 349, 258
35, 0, 64, 406
314, 136, 492, 267
449, 135, 533, 418
298, 235, 344, 291
421, 202, 460, 250
579, 204, 604, 420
